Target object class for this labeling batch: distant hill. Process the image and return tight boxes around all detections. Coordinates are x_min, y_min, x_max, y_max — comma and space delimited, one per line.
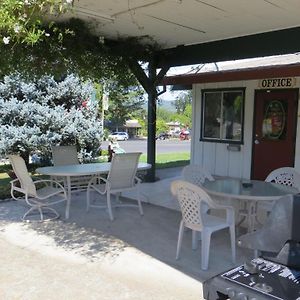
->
143, 99, 176, 112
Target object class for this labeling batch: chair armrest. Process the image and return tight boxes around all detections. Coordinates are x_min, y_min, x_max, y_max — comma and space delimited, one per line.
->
213, 203, 235, 225
135, 176, 142, 184
33, 179, 66, 192
10, 179, 27, 199
87, 176, 109, 193
88, 175, 108, 184
10, 178, 19, 186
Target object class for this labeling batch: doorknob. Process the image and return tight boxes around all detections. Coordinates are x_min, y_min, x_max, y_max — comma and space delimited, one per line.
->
254, 139, 260, 144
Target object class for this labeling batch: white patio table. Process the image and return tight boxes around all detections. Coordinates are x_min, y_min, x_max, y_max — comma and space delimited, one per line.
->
202, 178, 298, 232
36, 162, 151, 219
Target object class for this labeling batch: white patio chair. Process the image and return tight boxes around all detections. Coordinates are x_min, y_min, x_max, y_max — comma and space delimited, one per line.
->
182, 164, 214, 186
171, 180, 236, 270
51, 145, 91, 191
86, 152, 143, 221
51, 145, 80, 166
261, 167, 300, 214
9, 155, 68, 221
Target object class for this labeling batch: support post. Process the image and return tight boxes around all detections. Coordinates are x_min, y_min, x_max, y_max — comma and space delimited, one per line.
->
126, 58, 170, 182
146, 60, 157, 182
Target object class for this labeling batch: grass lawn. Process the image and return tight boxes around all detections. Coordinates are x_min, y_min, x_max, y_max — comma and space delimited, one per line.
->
0, 152, 190, 200
140, 152, 190, 169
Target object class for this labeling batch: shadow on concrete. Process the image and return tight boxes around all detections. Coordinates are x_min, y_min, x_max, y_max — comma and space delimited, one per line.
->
0, 192, 253, 282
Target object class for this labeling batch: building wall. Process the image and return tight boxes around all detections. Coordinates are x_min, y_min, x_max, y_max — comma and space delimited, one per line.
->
191, 78, 300, 178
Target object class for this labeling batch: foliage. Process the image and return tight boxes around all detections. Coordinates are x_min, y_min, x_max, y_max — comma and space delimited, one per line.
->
0, 0, 72, 45
105, 83, 145, 131
170, 103, 192, 128
157, 107, 173, 122
156, 118, 169, 134
172, 91, 192, 114
0, 18, 140, 89
0, 73, 102, 161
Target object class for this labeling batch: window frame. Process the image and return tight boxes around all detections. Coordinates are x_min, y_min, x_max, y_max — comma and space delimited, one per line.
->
200, 87, 245, 144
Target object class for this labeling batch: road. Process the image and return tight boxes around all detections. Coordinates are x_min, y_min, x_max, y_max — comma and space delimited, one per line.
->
101, 139, 191, 154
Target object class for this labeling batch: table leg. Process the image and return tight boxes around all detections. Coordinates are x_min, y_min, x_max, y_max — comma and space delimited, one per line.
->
65, 176, 71, 219
238, 200, 259, 233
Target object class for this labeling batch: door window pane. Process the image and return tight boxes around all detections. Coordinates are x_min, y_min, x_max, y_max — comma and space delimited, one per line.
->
262, 99, 287, 140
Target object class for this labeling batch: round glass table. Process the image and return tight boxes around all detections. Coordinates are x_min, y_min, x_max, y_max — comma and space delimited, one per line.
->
203, 178, 298, 232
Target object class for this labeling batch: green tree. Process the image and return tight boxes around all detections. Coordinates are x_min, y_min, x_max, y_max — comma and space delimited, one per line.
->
173, 91, 192, 114
106, 84, 145, 131
156, 119, 168, 135
157, 107, 173, 122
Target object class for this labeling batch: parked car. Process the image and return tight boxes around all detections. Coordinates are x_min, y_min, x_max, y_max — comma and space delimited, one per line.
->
156, 132, 170, 140
108, 132, 129, 141
179, 130, 190, 140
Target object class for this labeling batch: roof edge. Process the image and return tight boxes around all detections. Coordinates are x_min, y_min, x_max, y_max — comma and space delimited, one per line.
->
161, 63, 300, 86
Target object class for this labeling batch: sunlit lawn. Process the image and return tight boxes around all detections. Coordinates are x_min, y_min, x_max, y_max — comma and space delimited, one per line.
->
0, 152, 190, 199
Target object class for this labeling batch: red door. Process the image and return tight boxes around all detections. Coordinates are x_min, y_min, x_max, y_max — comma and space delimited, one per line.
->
252, 89, 298, 180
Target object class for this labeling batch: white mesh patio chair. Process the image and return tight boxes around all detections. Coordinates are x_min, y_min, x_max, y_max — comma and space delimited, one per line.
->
261, 167, 300, 214
9, 155, 68, 221
171, 180, 236, 270
51, 145, 91, 191
86, 152, 143, 221
182, 164, 214, 186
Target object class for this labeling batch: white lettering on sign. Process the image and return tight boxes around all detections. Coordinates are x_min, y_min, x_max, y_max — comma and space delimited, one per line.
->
259, 78, 296, 89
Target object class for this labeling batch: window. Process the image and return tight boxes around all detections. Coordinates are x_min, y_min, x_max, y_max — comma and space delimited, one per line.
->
201, 89, 244, 143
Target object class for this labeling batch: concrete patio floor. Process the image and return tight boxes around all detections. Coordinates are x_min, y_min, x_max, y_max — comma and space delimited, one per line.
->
0, 167, 253, 300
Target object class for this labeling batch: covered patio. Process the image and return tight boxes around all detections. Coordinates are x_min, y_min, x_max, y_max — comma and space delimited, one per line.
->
62, 0, 300, 182
0, 167, 253, 299
2, 1, 300, 299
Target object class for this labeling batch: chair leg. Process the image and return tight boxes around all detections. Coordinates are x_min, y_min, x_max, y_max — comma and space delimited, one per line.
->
38, 207, 43, 221
229, 225, 236, 263
22, 206, 37, 221
107, 192, 114, 221
176, 220, 185, 260
192, 230, 198, 250
22, 206, 59, 222
201, 230, 211, 270
116, 192, 121, 203
86, 186, 91, 212
137, 186, 144, 216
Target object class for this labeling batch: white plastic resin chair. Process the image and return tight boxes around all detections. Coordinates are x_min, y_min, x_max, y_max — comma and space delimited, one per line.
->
86, 152, 143, 221
182, 164, 214, 186
9, 155, 68, 221
171, 180, 236, 270
261, 167, 300, 214
51, 145, 91, 191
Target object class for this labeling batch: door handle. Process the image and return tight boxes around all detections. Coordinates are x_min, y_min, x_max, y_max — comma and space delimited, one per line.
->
254, 139, 260, 145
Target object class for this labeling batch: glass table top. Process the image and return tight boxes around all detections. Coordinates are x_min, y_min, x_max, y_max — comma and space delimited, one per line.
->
203, 178, 298, 200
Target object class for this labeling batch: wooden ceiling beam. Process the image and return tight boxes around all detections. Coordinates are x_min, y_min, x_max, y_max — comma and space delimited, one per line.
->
155, 26, 300, 67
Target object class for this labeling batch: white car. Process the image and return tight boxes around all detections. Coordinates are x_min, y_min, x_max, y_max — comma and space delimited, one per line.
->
108, 132, 129, 141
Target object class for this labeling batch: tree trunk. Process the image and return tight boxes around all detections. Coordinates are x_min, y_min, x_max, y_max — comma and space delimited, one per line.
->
20, 151, 30, 168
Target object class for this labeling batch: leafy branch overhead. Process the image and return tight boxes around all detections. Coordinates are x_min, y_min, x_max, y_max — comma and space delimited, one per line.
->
0, 0, 73, 45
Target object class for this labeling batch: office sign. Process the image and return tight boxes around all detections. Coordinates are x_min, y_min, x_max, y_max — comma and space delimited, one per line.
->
259, 77, 296, 89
